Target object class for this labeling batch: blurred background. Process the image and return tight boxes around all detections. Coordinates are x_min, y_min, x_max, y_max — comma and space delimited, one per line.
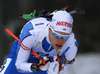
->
0, 0, 100, 74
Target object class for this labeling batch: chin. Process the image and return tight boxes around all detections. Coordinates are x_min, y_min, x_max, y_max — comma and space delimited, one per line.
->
56, 49, 62, 50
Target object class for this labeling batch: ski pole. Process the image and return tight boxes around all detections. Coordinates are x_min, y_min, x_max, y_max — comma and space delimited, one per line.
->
0, 23, 49, 65
0, 23, 40, 57
0, 23, 20, 42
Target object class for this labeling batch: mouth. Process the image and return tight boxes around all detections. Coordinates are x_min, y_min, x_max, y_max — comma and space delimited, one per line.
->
55, 44, 62, 48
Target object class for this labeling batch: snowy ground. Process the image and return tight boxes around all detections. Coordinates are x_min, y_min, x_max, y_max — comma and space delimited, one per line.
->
64, 53, 100, 74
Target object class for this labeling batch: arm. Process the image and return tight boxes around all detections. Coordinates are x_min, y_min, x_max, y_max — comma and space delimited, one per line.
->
15, 35, 35, 72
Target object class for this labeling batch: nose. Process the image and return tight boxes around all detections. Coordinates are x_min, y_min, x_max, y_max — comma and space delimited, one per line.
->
58, 38, 63, 44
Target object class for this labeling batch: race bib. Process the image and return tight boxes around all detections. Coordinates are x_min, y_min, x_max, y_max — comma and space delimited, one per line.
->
0, 58, 12, 74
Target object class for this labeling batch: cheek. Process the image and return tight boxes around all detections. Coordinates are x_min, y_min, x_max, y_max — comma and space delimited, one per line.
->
52, 35, 58, 42
50, 34, 58, 44
49, 30, 59, 43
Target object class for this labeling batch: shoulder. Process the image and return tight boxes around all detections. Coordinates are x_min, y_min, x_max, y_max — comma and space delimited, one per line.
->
30, 17, 50, 24
20, 17, 50, 41
21, 17, 50, 35
29, 17, 50, 41
28, 17, 50, 34
22, 17, 50, 31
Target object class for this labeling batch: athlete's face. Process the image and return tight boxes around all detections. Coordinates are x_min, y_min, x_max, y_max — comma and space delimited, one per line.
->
49, 28, 69, 50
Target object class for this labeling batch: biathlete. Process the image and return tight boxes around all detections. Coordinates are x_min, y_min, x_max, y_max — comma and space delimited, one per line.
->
0, 9, 78, 74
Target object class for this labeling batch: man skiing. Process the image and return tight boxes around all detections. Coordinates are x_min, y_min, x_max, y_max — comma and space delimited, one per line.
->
0, 10, 78, 74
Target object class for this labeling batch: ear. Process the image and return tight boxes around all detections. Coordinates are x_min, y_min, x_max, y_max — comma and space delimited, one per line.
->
49, 28, 51, 31
49, 28, 52, 35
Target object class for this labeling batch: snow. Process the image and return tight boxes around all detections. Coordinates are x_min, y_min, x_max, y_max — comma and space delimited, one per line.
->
64, 53, 100, 74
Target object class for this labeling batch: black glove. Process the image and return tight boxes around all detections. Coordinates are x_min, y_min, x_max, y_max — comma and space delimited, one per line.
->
31, 62, 38, 72
31, 59, 50, 72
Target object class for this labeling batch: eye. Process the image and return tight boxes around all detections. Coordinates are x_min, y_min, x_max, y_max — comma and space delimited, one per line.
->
57, 36, 62, 39
56, 36, 60, 38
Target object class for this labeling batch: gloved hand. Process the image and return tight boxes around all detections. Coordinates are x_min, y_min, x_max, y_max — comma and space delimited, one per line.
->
31, 56, 50, 72
47, 61, 59, 74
